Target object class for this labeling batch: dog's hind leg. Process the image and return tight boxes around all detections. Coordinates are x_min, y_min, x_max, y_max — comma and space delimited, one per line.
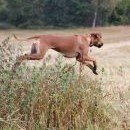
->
24, 43, 48, 60
30, 43, 37, 54
12, 43, 48, 71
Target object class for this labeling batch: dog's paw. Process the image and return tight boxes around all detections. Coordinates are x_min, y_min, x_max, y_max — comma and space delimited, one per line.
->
93, 70, 98, 75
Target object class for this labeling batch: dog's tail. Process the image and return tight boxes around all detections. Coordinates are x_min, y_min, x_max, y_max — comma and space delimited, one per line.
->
13, 34, 41, 41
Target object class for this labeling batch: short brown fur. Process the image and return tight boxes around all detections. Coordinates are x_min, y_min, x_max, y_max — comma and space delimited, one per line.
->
13, 33, 103, 75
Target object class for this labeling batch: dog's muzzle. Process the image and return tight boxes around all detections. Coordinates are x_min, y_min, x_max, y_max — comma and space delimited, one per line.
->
98, 43, 103, 48
90, 42, 103, 48
96, 43, 103, 48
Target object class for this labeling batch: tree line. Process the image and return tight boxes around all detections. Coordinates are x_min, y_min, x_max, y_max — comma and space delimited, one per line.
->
0, 0, 130, 29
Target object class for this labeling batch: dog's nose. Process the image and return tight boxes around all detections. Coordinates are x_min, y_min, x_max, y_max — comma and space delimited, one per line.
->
101, 43, 103, 46
98, 43, 103, 48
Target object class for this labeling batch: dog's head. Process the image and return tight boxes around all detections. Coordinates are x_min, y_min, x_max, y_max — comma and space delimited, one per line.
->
90, 33, 103, 48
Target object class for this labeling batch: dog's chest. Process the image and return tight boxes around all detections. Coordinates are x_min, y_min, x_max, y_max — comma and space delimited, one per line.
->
63, 52, 79, 58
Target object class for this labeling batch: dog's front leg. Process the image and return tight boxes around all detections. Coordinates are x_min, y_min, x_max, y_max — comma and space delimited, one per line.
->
83, 55, 98, 75
83, 61, 98, 75
76, 55, 98, 75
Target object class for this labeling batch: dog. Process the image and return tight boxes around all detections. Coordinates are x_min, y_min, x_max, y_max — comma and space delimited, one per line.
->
13, 33, 103, 75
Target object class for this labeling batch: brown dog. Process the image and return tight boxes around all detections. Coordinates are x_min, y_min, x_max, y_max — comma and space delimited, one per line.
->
13, 33, 103, 75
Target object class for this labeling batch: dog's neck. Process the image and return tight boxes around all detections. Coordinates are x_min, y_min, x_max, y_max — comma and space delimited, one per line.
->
76, 34, 94, 47
89, 34, 95, 47
86, 34, 93, 47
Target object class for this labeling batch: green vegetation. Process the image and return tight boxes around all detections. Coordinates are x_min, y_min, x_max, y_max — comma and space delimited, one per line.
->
0, 0, 130, 28
0, 38, 116, 130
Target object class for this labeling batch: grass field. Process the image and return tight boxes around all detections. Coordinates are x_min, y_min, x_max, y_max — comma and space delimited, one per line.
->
0, 26, 130, 130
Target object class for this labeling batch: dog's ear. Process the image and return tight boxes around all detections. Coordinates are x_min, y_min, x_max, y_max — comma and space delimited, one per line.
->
91, 33, 102, 38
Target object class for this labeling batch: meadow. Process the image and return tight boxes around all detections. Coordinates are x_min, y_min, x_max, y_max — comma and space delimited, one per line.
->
0, 26, 130, 130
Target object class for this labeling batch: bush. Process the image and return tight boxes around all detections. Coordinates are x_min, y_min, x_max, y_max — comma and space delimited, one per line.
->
0, 38, 114, 130
0, 23, 15, 29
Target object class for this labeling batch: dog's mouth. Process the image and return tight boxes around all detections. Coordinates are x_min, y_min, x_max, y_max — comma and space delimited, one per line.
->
94, 43, 103, 48
90, 42, 103, 48
89, 43, 93, 47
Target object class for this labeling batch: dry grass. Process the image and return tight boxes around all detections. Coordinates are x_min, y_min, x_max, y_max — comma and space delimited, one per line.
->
0, 38, 114, 130
118, 45, 130, 53
1, 25, 130, 43
0, 26, 130, 129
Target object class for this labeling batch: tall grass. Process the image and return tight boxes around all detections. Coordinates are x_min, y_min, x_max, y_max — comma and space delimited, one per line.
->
0, 38, 115, 130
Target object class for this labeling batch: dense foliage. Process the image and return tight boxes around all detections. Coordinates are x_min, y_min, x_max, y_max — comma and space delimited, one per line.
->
0, 0, 129, 28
